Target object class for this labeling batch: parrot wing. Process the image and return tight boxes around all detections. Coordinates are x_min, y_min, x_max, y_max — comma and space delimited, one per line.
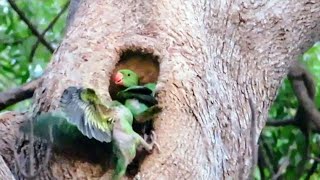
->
19, 112, 67, 140
121, 85, 153, 95
143, 83, 156, 95
116, 91, 158, 106
20, 111, 84, 143
116, 83, 158, 106
59, 87, 114, 143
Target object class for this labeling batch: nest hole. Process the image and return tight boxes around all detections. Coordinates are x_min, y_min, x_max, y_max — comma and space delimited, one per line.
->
109, 49, 160, 99
109, 49, 160, 176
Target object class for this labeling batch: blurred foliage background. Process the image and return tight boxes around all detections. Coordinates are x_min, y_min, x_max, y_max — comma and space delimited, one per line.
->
260, 42, 320, 180
0, 0, 319, 179
0, 0, 68, 110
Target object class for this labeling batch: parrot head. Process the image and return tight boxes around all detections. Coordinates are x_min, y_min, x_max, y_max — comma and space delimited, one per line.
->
113, 69, 139, 87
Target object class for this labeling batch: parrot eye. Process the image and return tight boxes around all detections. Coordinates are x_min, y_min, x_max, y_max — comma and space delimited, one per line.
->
128, 74, 130, 76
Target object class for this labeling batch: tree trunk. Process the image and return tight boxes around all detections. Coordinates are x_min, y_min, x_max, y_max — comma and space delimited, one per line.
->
1, 0, 319, 179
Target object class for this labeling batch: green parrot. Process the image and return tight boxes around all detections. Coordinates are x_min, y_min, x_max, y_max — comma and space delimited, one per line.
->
59, 86, 158, 179
113, 69, 161, 123
21, 86, 158, 180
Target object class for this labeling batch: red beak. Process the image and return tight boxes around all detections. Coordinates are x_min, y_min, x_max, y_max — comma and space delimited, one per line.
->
114, 72, 123, 85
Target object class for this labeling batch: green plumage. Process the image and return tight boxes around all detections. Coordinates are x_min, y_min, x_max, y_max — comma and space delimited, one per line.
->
59, 87, 116, 142
20, 86, 158, 180
116, 84, 157, 107
20, 69, 161, 180
20, 112, 83, 142
60, 86, 156, 180
114, 69, 161, 123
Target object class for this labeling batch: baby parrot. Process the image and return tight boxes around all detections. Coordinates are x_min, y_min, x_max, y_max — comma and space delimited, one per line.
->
113, 69, 161, 123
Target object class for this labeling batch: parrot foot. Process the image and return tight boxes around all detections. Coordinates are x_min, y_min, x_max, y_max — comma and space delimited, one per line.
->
144, 131, 161, 153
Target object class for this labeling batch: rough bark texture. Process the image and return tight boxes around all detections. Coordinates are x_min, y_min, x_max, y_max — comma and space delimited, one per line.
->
1, 0, 320, 179
0, 112, 26, 177
0, 155, 15, 179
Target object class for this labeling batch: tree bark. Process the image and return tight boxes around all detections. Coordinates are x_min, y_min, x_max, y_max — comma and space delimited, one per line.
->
0, 155, 15, 180
1, 0, 320, 179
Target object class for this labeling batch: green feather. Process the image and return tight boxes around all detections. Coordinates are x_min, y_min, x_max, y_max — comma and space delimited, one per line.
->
60, 86, 115, 143
120, 86, 153, 95
22, 85, 157, 180
19, 112, 83, 142
60, 86, 154, 180
124, 99, 149, 117
143, 83, 156, 96
134, 105, 162, 123
124, 99, 162, 123
116, 83, 158, 106
115, 69, 161, 124
117, 91, 157, 106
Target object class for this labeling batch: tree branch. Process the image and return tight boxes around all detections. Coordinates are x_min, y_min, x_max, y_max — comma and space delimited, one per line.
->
271, 145, 296, 180
29, 1, 70, 63
288, 63, 320, 130
249, 98, 258, 179
264, 62, 320, 178
309, 156, 320, 163
7, 0, 54, 53
266, 118, 297, 127
306, 160, 318, 179
271, 157, 290, 180
0, 79, 42, 111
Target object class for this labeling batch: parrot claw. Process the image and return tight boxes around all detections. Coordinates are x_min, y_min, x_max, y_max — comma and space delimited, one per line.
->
141, 131, 160, 153
149, 131, 161, 153
143, 133, 148, 141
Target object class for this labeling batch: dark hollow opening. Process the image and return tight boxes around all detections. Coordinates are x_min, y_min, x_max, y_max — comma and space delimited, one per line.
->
109, 49, 160, 99
109, 49, 160, 177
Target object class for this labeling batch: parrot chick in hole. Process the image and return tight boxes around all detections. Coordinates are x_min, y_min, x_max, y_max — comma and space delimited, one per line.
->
109, 54, 159, 98
22, 87, 159, 180
113, 69, 161, 123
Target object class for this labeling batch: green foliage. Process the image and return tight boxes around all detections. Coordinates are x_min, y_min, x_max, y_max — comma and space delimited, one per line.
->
260, 42, 320, 179
303, 42, 320, 107
0, 0, 68, 111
